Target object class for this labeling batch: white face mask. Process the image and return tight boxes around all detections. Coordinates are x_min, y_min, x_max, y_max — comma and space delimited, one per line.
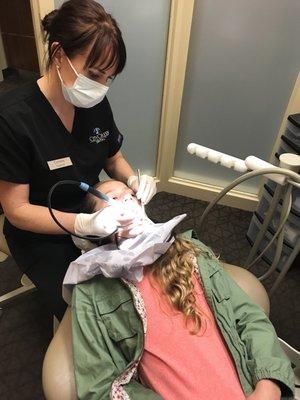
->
57, 57, 109, 108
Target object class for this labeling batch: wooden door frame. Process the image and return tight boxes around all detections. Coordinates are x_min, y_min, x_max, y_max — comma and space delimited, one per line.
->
30, 0, 55, 75
155, 0, 258, 211
0, 35, 7, 81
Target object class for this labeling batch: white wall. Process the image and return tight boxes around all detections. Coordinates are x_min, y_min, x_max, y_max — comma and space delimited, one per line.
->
174, 0, 300, 194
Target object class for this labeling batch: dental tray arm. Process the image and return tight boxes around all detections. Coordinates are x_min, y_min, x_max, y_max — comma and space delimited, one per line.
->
187, 143, 297, 185
187, 143, 300, 297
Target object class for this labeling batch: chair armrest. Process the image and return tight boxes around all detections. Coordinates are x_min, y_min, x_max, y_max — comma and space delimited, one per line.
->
0, 213, 10, 256
222, 262, 270, 316
42, 308, 77, 400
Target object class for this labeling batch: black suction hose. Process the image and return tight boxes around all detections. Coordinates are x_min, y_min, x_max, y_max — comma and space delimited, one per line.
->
47, 180, 110, 242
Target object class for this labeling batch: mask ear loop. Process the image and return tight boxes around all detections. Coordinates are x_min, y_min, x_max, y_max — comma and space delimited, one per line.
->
65, 55, 79, 77
56, 65, 65, 85
56, 54, 79, 86
64, 54, 110, 90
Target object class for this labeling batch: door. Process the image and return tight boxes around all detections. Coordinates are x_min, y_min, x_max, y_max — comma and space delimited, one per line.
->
0, 0, 39, 72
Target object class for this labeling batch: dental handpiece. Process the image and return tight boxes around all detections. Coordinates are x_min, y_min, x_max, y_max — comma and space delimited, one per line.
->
47, 180, 121, 248
137, 168, 141, 183
136, 168, 145, 212
79, 182, 115, 205
79, 182, 122, 248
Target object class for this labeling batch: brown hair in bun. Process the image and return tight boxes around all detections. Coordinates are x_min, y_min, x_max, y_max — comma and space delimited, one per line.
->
41, 0, 126, 75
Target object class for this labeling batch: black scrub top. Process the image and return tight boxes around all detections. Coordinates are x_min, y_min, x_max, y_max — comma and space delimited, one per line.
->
0, 81, 123, 240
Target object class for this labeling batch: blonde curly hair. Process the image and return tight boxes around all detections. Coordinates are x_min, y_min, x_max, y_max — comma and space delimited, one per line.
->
149, 235, 211, 335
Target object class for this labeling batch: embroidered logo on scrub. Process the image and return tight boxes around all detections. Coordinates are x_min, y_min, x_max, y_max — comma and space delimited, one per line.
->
89, 127, 110, 144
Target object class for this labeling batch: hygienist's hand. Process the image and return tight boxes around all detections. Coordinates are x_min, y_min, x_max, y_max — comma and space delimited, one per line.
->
116, 214, 150, 239
246, 379, 281, 400
127, 174, 157, 205
115, 207, 148, 239
74, 205, 135, 238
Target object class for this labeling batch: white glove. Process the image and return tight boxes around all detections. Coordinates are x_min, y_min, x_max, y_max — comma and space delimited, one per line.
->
74, 207, 118, 238
127, 174, 157, 205
74, 204, 143, 238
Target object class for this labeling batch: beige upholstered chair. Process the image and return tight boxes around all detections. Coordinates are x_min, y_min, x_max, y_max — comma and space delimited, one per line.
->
0, 214, 36, 305
42, 262, 272, 400
43, 307, 76, 400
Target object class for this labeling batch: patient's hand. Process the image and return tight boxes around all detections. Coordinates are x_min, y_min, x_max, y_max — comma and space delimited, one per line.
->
246, 379, 281, 400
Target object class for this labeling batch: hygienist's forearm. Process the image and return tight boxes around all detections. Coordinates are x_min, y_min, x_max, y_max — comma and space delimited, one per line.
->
7, 203, 76, 235
104, 153, 135, 184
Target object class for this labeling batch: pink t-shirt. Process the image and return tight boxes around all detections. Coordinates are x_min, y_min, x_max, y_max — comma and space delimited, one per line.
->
136, 271, 246, 400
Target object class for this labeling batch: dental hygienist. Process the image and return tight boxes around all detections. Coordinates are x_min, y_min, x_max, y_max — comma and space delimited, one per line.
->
0, 0, 156, 320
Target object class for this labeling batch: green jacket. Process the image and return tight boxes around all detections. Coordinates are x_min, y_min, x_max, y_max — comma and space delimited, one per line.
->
71, 231, 295, 400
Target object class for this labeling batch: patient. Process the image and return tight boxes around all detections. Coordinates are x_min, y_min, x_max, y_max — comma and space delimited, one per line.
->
70, 180, 295, 400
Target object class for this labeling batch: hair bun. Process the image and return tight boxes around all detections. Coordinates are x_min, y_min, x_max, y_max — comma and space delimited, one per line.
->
41, 9, 58, 34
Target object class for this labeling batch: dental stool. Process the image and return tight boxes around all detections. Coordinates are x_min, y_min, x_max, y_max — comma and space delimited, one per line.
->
42, 262, 272, 400
0, 213, 36, 305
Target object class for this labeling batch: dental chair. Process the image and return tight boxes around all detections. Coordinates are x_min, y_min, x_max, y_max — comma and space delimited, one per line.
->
43, 265, 300, 400
42, 261, 279, 400
42, 263, 300, 400
0, 213, 36, 305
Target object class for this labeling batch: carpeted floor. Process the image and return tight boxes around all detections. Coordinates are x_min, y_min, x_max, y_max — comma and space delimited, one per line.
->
0, 192, 299, 400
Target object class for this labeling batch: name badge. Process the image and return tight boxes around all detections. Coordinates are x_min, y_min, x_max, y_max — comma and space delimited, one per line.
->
47, 157, 73, 170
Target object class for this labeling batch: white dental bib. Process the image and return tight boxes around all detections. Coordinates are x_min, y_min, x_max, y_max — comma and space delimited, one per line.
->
63, 214, 186, 304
